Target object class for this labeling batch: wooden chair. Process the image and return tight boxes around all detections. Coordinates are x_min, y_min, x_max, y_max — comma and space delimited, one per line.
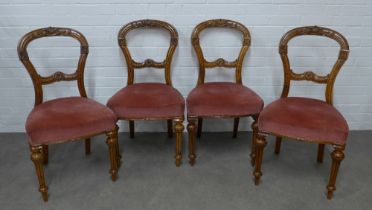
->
17, 27, 120, 202
186, 19, 264, 165
107, 20, 185, 166
253, 26, 350, 199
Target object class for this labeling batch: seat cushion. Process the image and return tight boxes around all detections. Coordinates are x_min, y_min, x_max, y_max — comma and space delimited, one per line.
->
26, 97, 117, 146
258, 97, 348, 145
107, 83, 185, 119
186, 82, 264, 117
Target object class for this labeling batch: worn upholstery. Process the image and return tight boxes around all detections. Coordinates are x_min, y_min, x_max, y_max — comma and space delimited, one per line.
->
26, 97, 117, 146
258, 97, 348, 145
107, 83, 185, 119
187, 82, 264, 117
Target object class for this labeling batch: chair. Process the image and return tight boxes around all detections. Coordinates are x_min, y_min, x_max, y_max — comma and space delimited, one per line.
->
17, 27, 120, 202
186, 19, 264, 165
107, 20, 185, 166
252, 26, 350, 199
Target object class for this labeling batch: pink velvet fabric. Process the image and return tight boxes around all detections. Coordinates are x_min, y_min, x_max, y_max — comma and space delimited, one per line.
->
258, 97, 349, 145
107, 83, 185, 119
186, 82, 264, 117
26, 97, 117, 146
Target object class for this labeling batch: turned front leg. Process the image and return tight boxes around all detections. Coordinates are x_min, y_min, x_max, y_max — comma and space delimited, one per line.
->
174, 118, 184, 167
253, 133, 267, 185
187, 117, 197, 166
327, 145, 345, 199
30, 145, 48, 202
250, 118, 258, 166
106, 128, 119, 181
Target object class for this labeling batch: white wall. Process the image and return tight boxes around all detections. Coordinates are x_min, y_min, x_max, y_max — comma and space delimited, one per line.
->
0, 0, 371, 132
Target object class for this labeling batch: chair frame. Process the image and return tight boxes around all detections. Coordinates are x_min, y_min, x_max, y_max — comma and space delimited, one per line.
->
252, 26, 350, 199
18, 27, 120, 201
187, 19, 258, 165
117, 19, 184, 166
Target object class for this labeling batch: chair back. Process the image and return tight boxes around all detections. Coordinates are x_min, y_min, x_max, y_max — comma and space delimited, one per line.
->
191, 19, 251, 85
18, 27, 89, 106
279, 26, 349, 105
118, 19, 178, 86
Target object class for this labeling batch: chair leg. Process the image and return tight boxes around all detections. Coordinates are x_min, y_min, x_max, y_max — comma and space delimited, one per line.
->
250, 119, 258, 167
233, 117, 239, 138
197, 118, 203, 138
106, 128, 119, 181
317, 144, 325, 163
113, 125, 121, 168
174, 118, 184, 167
30, 145, 48, 202
42, 145, 48, 165
85, 138, 91, 155
326, 145, 345, 199
253, 133, 267, 185
274, 137, 282, 155
129, 120, 134, 138
187, 117, 197, 166
167, 119, 173, 138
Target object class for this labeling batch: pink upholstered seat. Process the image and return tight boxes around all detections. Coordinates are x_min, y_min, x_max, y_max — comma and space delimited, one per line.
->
258, 97, 348, 145
26, 97, 117, 146
187, 82, 264, 117
107, 83, 185, 119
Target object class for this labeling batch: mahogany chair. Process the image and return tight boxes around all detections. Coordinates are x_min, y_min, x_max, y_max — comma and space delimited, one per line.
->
107, 20, 185, 166
18, 27, 120, 202
186, 19, 264, 165
253, 26, 350, 199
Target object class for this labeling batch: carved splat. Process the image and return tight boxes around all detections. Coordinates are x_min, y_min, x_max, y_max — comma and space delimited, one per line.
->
131, 59, 165, 69
204, 58, 237, 68
39, 71, 78, 85
290, 71, 329, 83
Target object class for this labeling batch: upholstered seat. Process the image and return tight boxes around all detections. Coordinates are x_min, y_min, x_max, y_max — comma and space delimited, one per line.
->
258, 97, 348, 145
26, 97, 117, 146
187, 82, 263, 117
107, 83, 185, 119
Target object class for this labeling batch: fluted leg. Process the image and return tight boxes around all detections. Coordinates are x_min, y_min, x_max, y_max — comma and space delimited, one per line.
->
167, 119, 173, 138
129, 120, 134, 138
42, 145, 48, 165
85, 138, 91, 155
197, 118, 203, 138
187, 117, 197, 166
274, 137, 282, 155
253, 133, 267, 185
317, 144, 325, 163
233, 117, 239, 138
106, 128, 119, 181
174, 118, 184, 167
327, 145, 345, 199
250, 119, 258, 166
30, 145, 48, 202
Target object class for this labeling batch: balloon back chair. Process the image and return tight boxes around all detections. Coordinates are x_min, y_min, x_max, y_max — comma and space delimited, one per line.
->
253, 26, 349, 199
186, 19, 264, 165
17, 27, 120, 201
107, 20, 185, 166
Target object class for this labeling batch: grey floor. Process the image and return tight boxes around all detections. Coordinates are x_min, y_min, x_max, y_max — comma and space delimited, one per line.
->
0, 131, 371, 210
